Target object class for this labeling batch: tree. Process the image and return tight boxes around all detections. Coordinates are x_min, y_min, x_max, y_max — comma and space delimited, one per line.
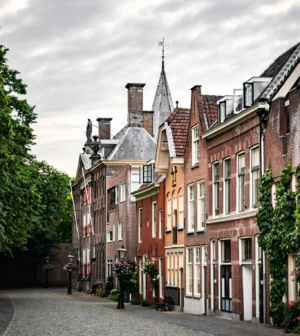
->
0, 45, 39, 254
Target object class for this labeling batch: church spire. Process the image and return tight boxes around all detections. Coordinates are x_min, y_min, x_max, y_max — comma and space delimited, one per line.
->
152, 39, 174, 141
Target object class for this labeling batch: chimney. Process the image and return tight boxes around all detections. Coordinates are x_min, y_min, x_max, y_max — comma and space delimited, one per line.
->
125, 83, 145, 126
190, 85, 202, 94
96, 118, 112, 140
143, 111, 154, 136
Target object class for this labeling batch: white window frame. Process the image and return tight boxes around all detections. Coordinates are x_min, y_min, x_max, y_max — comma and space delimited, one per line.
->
167, 254, 171, 286
213, 162, 220, 216
118, 221, 123, 241
178, 188, 184, 228
107, 258, 113, 277
139, 257, 143, 294
120, 182, 126, 202
186, 248, 193, 295
192, 125, 199, 165
152, 202, 157, 238
250, 146, 260, 208
197, 181, 205, 231
159, 209, 162, 239
167, 193, 172, 231
237, 152, 245, 212
223, 158, 231, 215
138, 207, 142, 243
159, 257, 163, 298
194, 247, 201, 296
188, 184, 195, 232
239, 237, 252, 265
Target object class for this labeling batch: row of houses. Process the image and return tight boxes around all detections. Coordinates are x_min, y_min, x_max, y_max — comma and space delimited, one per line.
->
71, 42, 300, 323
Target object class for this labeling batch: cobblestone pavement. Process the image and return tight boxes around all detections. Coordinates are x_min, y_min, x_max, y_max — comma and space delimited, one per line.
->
1, 288, 296, 336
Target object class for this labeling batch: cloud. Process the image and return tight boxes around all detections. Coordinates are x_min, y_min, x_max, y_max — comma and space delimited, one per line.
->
0, 0, 299, 176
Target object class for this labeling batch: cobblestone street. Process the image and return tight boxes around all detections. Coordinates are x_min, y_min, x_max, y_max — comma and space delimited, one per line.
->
0, 288, 295, 336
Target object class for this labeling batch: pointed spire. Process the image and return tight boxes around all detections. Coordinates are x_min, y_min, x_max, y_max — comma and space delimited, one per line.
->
152, 39, 174, 141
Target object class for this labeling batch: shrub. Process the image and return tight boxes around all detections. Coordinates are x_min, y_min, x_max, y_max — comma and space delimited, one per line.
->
130, 298, 140, 305
110, 291, 119, 301
96, 287, 108, 298
141, 299, 148, 307
283, 300, 300, 332
270, 302, 286, 327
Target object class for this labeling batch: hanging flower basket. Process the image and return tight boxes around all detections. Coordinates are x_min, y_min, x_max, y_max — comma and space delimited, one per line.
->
113, 261, 134, 276
63, 262, 78, 271
42, 264, 54, 271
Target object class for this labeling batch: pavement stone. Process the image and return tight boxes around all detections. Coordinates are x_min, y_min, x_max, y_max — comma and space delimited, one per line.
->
0, 288, 296, 336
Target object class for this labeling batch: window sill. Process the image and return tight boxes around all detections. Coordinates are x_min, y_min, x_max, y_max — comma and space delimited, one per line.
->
185, 295, 193, 298
187, 231, 195, 235
191, 163, 199, 170
177, 227, 184, 231
196, 228, 205, 233
166, 229, 172, 233
118, 239, 123, 242
206, 209, 258, 224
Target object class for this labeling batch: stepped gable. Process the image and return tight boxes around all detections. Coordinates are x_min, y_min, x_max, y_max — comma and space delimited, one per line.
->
165, 107, 190, 157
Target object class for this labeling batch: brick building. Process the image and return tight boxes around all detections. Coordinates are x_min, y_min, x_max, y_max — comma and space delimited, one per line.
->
184, 86, 222, 315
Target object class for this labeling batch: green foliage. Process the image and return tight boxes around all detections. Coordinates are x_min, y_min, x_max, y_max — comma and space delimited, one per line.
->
256, 165, 300, 307
283, 300, 300, 332
105, 276, 114, 292
130, 298, 140, 305
96, 287, 107, 297
270, 302, 286, 327
122, 261, 138, 294
0, 45, 39, 254
141, 299, 149, 307
141, 261, 159, 289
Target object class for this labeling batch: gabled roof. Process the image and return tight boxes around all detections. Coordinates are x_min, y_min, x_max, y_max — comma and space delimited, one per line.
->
107, 126, 156, 161
165, 107, 190, 157
199, 95, 223, 132
75, 153, 91, 180
152, 60, 174, 140
259, 43, 300, 102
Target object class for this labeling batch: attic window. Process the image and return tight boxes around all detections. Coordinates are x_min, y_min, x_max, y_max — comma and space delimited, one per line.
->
218, 96, 234, 123
139, 164, 153, 184
243, 77, 272, 108
219, 102, 226, 123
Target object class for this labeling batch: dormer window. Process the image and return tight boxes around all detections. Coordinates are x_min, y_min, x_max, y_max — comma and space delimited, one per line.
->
218, 96, 233, 123
243, 77, 272, 108
139, 163, 156, 184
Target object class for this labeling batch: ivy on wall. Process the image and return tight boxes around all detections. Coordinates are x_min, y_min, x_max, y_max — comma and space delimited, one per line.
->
257, 164, 300, 306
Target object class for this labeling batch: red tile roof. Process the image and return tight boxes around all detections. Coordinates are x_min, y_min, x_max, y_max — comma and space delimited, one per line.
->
166, 107, 190, 157
199, 95, 223, 131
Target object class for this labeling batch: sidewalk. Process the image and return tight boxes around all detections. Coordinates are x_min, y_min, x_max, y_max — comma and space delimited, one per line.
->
0, 292, 14, 335
50, 288, 295, 336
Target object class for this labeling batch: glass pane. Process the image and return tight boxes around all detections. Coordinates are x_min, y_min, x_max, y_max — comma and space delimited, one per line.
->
238, 154, 245, 174
253, 82, 269, 100
219, 102, 226, 122
214, 163, 219, 181
251, 147, 259, 168
199, 182, 204, 197
189, 185, 194, 200
245, 83, 253, 106
225, 160, 231, 178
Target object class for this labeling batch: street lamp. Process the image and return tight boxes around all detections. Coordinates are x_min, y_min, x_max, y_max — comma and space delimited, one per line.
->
43, 256, 54, 289
67, 254, 74, 295
117, 244, 127, 309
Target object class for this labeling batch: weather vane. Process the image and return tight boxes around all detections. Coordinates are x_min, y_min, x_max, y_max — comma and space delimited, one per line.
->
158, 38, 169, 60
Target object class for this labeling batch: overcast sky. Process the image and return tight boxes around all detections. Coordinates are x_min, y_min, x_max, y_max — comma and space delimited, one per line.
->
1, 0, 299, 177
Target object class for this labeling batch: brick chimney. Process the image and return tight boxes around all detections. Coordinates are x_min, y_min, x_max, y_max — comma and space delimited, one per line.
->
96, 118, 112, 140
143, 111, 154, 136
125, 83, 145, 126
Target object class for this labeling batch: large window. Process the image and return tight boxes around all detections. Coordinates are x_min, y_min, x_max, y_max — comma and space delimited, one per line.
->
107, 258, 113, 277
220, 239, 232, 312
118, 221, 123, 241
178, 188, 184, 228
251, 147, 260, 207
186, 248, 193, 294
167, 193, 171, 231
138, 208, 142, 242
107, 230, 113, 242
159, 209, 162, 239
194, 247, 201, 296
237, 153, 245, 212
192, 125, 199, 165
152, 202, 157, 237
188, 184, 195, 232
221, 240, 231, 262
213, 163, 220, 216
224, 159, 231, 215
197, 181, 205, 230
159, 257, 163, 298
120, 182, 126, 202
241, 238, 252, 261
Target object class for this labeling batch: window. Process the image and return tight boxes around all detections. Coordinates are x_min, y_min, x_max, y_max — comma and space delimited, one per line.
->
219, 101, 226, 123
171, 165, 177, 185
142, 164, 153, 183
139, 257, 143, 294
159, 257, 163, 298
186, 248, 193, 294
178, 188, 184, 228
192, 125, 199, 165
251, 147, 260, 207
197, 181, 205, 230
173, 210, 178, 245
159, 210, 162, 239
244, 83, 253, 107
194, 247, 201, 296
211, 240, 216, 262
167, 193, 171, 231
221, 240, 231, 262
188, 184, 195, 231
224, 159, 231, 215
107, 230, 113, 242
152, 202, 157, 237
167, 255, 171, 285
115, 186, 118, 204
237, 153, 245, 212
242, 238, 252, 261
118, 221, 123, 241
108, 187, 117, 212
120, 182, 126, 202
107, 258, 113, 277
138, 208, 142, 242
213, 163, 220, 216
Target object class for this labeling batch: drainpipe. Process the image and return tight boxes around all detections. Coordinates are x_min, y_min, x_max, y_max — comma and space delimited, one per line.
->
180, 267, 184, 312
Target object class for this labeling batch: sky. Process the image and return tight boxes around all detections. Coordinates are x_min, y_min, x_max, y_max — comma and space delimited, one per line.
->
1, 0, 299, 177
